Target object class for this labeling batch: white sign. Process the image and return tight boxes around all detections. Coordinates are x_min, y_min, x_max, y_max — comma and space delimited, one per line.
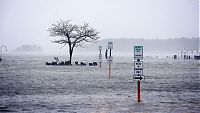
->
134, 46, 143, 60
133, 75, 144, 80
99, 54, 102, 62
133, 46, 144, 80
99, 54, 102, 59
134, 69, 143, 75
99, 46, 102, 50
107, 56, 113, 64
134, 61, 143, 69
108, 42, 113, 49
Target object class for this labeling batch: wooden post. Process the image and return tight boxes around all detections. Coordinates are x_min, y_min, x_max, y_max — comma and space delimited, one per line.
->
137, 80, 141, 103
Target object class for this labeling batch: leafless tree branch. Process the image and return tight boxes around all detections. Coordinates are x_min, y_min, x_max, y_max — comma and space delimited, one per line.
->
48, 20, 100, 64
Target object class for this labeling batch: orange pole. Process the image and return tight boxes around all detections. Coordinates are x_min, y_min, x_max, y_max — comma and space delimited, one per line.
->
109, 63, 111, 78
137, 80, 141, 102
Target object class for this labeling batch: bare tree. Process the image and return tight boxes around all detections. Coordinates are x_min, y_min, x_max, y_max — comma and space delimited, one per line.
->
48, 20, 100, 64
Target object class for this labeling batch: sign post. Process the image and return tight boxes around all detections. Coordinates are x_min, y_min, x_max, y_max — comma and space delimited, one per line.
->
98, 46, 102, 68
133, 46, 144, 103
0, 45, 8, 61
137, 80, 140, 102
108, 42, 113, 78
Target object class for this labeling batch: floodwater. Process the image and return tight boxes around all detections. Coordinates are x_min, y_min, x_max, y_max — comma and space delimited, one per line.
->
0, 54, 199, 113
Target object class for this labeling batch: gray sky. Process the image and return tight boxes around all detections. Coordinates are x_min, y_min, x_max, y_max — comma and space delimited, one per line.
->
0, 0, 199, 53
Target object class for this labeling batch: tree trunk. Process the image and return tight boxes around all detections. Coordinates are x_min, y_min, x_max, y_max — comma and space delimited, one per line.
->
69, 46, 75, 65
68, 43, 75, 65
68, 43, 72, 65
69, 49, 73, 64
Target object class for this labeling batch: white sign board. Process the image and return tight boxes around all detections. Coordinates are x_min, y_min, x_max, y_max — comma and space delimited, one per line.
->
107, 56, 113, 64
134, 61, 143, 69
99, 54, 102, 62
134, 46, 143, 60
108, 42, 113, 49
134, 69, 143, 75
99, 46, 102, 50
99, 54, 102, 59
133, 75, 144, 80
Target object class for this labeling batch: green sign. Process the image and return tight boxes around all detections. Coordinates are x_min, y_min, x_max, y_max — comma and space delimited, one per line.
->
134, 46, 143, 60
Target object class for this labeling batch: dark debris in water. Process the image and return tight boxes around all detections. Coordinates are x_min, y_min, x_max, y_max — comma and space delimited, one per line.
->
0, 107, 17, 112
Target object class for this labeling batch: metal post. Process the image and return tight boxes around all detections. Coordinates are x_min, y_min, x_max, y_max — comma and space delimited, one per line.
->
105, 49, 108, 59
98, 46, 102, 68
110, 49, 111, 57
109, 49, 111, 78
107, 42, 113, 78
137, 80, 141, 103
100, 49, 101, 68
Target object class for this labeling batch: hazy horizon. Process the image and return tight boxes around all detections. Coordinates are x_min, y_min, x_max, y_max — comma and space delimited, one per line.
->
1, 37, 198, 58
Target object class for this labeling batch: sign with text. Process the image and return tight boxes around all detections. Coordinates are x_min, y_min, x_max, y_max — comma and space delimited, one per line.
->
134, 68, 143, 75
133, 75, 144, 80
134, 61, 143, 69
134, 46, 143, 60
133, 46, 144, 80
108, 42, 113, 49
107, 56, 113, 64
99, 54, 102, 62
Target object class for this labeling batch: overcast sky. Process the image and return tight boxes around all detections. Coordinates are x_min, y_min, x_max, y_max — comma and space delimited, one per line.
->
0, 0, 199, 52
